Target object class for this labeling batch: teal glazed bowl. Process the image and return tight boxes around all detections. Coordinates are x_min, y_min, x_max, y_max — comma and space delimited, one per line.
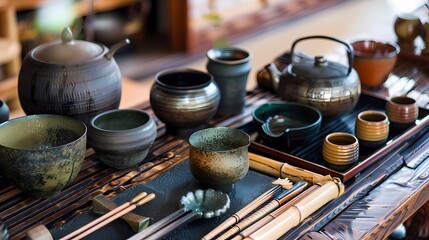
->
88, 109, 157, 169
0, 115, 87, 198
252, 101, 322, 149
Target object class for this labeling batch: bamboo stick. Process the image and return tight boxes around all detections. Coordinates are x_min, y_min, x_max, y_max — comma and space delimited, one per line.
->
201, 179, 291, 240
231, 184, 320, 240
215, 181, 307, 240
249, 152, 333, 184
244, 180, 343, 240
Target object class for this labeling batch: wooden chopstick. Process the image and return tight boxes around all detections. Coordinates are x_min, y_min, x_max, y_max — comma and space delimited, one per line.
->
60, 192, 155, 240
127, 208, 188, 240
202, 178, 292, 240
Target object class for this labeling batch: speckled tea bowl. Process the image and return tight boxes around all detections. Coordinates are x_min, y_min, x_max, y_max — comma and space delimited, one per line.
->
0, 115, 87, 198
189, 127, 250, 192
88, 109, 157, 169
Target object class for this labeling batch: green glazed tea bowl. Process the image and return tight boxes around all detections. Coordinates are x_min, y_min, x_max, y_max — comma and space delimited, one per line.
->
252, 101, 322, 149
0, 115, 87, 198
88, 109, 157, 169
189, 127, 250, 192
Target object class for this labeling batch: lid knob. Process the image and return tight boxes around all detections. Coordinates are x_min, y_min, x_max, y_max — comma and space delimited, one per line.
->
315, 56, 327, 66
61, 27, 74, 44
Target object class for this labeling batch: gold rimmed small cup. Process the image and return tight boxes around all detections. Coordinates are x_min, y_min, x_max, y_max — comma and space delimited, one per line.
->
322, 132, 359, 166
386, 96, 418, 129
355, 110, 389, 148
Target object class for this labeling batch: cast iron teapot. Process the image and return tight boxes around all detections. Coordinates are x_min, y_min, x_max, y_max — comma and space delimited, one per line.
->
267, 35, 361, 117
18, 27, 130, 125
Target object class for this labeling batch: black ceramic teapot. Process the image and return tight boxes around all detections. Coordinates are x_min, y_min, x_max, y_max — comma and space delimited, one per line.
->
18, 27, 130, 125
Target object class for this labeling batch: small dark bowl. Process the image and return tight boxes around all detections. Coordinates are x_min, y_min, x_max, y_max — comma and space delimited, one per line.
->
88, 109, 157, 169
252, 101, 322, 148
0, 115, 87, 198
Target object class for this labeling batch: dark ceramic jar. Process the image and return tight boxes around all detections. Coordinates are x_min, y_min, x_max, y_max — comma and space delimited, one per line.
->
150, 68, 220, 129
18, 27, 129, 125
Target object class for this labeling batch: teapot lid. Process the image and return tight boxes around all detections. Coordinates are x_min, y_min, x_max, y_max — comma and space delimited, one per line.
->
290, 56, 348, 79
32, 27, 104, 64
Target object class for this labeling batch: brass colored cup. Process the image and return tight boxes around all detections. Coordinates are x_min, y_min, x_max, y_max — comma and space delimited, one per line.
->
322, 132, 359, 166
386, 96, 418, 128
355, 110, 389, 147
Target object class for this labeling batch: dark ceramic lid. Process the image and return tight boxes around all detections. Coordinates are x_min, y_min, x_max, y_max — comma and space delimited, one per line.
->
290, 56, 348, 79
32, 27, 104, 63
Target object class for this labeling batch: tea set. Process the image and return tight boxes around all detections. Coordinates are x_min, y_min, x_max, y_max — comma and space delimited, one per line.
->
0, 24, 420, 239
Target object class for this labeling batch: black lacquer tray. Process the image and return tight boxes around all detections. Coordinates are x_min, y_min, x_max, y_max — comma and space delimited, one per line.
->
248, 93, 429, 182
50, 160, 276, 240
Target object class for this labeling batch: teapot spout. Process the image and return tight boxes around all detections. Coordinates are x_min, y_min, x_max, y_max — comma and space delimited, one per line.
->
265, 63, 282, 92
105, 38, 131, 60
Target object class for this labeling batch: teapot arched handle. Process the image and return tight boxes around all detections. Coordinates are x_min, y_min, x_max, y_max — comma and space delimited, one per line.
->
290, 35, 354, 76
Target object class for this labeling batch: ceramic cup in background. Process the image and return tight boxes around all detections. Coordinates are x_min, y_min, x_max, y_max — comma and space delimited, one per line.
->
351, 40, 400, 88
322, 132, 359, 166
206, 47, 251, 115
386, 96, 419, 129
355, 110, 390, 148
420, 22, 429, 55
394, 14, 422, 51
188, 127, 250, 192
0, 100, 9, 124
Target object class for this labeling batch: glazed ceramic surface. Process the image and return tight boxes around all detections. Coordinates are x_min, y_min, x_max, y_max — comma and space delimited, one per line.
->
394, 14, 422, 51
386, 96, 418, 128
322, 132, 359, 165
150, 68, 220, 129
0, 220, 8, 240
88, 109, 157, 169
0, 115, 87, 198
420, 22, 429, 55
206, 48, 251, 115
355, 110, 389, 148
18, 28, 128, 125
0, 100, 9, 124
278, 36, 361, 116
252, 101, 322, 148
351, 40, 400, 88
188, 127, 250, 192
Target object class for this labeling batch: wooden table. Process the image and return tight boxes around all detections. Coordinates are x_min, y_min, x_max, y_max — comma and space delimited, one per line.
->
1, 56, 429, 240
